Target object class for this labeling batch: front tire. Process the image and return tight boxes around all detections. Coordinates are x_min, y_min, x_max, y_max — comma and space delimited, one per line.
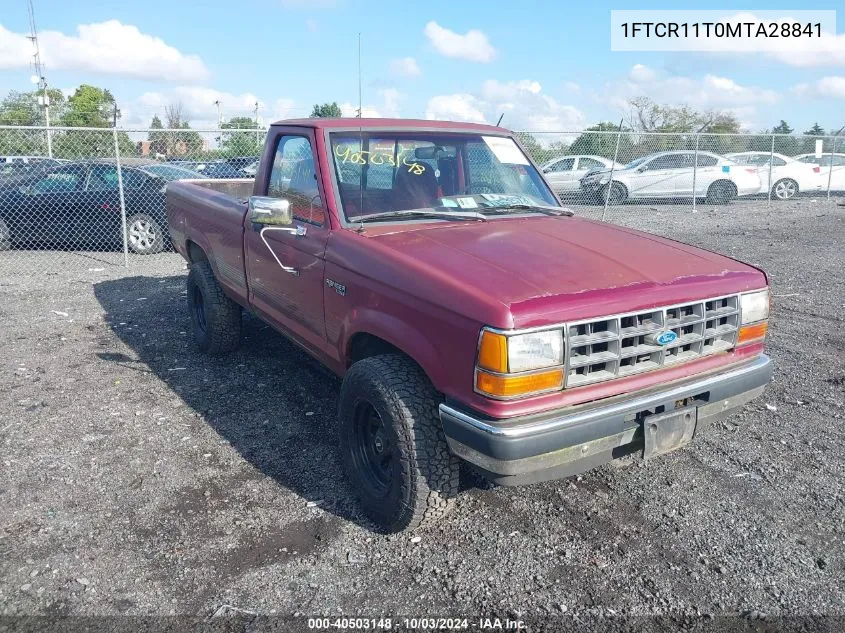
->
600, 181, 627, 205
339, 354, 460, 532
186, 261, 242, 354
706, 180, 737, 204
126, 214, 165, 254
772, 178, 798, 200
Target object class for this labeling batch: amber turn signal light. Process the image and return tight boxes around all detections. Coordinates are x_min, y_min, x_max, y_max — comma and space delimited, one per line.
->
737, 320, 768, 345
475, 368, 563, 398
477, 330, 508, 373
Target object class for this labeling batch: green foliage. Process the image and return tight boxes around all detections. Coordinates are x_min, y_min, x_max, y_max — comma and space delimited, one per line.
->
804, 123, 825, 136
772, 120, 793, 135
60, 85, 117, 127
0, 89, 66, 126
148, 115, 168, 156
310, 102, 343, 118
569, 122, 633, 160
219, 116, 263, 157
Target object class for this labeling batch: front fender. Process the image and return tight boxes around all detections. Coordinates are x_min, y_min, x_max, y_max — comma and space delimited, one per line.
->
340, 309, 447, 391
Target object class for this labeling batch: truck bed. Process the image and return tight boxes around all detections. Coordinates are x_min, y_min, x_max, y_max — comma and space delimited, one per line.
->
166, 178, 255, 304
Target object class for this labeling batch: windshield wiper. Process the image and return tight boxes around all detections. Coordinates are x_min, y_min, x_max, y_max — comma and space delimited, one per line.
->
479, 204, 574, 217
350, 209, 488, 223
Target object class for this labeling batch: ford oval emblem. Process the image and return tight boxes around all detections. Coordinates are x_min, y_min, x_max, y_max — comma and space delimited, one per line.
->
656, 331, 678, 346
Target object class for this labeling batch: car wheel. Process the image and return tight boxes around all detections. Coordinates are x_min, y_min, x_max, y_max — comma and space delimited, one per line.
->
772, 178, 798, 200
600, 181, 627, 205
705, 180, 737, 204
0, 218, 11, 251
126, 214, 165, 255
339, 354, 460, 533
186, 261, 242, 354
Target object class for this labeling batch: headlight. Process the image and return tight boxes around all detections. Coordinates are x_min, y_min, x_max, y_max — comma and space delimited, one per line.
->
475, 328, 564, 399
738, 288, 770, 346
740, 289, 769, 324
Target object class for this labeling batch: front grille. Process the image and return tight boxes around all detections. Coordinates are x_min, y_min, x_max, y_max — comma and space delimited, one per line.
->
565, 294, 739, 388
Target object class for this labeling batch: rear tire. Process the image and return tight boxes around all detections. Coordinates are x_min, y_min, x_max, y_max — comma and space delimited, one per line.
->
772, 178, 798, 200
126, 213, 165, 255
706, 180, 737, 204
339, 354, 460, 532
600, 181, 627, 205
186, 261, 242, 354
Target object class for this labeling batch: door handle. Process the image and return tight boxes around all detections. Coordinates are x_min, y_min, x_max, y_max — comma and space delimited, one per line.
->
259, 226, 303, 276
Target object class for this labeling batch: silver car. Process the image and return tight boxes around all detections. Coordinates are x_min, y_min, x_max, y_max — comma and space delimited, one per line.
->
541, 155, 618, 195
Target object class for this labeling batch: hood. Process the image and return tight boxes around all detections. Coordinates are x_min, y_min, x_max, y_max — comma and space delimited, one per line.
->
367, 216, 766, 328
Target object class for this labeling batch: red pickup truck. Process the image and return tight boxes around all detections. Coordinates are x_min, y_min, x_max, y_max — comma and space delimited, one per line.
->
166, 118, 772, 532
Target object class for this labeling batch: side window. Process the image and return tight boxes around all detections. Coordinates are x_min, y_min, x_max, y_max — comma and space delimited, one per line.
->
550, 158, 575, 172
696, 154, 718, 167
578, 157, 604, 171
771, 156, 787, 167
30, 166, 85, 193
268, 135, 325, 226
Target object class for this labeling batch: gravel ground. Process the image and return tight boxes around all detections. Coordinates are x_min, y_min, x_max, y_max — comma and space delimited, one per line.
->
1, 197, 844, 631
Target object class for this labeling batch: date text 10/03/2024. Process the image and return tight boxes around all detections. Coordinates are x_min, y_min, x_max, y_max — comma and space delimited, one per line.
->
307, 617, 527, 630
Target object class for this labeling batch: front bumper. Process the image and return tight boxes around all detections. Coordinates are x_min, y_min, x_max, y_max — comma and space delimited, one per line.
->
440, 354, 772, 485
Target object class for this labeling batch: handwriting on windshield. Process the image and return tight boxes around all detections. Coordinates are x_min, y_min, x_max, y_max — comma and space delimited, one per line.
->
334, 145, 426, 175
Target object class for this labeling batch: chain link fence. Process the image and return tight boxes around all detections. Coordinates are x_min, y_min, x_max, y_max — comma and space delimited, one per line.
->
0, 125, 843, 277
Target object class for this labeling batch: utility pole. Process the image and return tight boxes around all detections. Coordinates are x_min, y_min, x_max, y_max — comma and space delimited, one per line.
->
26, 0, 51, 157
112, 102, 121, 128
254, 101, 260, 148
214, 99, 222, 127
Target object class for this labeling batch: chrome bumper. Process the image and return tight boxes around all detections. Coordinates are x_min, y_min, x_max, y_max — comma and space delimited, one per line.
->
439, 354, 772, 485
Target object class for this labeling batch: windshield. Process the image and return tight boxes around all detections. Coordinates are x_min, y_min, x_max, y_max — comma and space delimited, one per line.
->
329, 132, 558, 221
624, 156, 651, 170
140, 164, 205, 181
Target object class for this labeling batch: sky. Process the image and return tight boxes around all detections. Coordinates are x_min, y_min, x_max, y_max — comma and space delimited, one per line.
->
1, 0, 844, 134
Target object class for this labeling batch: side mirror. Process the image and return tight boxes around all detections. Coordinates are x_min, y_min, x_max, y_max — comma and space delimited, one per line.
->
248, 196, 292, 226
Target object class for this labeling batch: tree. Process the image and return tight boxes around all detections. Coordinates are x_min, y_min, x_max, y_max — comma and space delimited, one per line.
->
219, 116, 264, 156
60, 84, 117, 127
804, 123, 825, 136
568, 122, 633, 161
310, 102, 342, 118
772, 120, 793, 135
0, 89, 67, 155
148, 115, 168, 157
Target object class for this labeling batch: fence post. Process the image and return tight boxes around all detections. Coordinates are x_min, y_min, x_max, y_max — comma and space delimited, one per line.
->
767, 135, 775, 206
691, 134, 699, 212
112, 128, 130, 268
602, 119, 624, 222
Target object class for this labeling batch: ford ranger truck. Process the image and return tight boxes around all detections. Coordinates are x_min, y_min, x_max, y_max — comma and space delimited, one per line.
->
166, 118, 773, 533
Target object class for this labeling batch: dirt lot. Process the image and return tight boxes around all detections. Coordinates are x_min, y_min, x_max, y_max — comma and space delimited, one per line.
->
1, 197, 844, 630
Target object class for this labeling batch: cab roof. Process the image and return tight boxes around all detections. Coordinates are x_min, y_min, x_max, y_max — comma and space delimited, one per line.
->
270, 117, 509, 134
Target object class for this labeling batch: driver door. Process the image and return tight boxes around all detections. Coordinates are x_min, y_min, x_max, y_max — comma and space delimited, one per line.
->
244, 130, 330, 351
18, 164, 89, 246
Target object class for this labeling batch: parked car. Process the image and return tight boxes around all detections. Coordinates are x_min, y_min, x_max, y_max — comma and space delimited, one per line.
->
724, 152, 822, 200
793, 152, 845, 192
171, 160, 244, 179
580, 151, 760, 204
1, 155, 67, 167
540, 155, 620, 195
223, 156, 260, 172
167, 118, 772, 532
0, 160, 202, 254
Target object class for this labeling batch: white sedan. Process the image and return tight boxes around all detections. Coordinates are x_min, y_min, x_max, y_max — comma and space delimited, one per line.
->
579, 151, 760, 204
793, 153, 845, 192
724, 152, 823, 200
541, 155, 619, 195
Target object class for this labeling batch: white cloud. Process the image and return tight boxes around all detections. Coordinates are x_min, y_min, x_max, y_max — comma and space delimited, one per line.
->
727, 12, 845, 67
563, 81, 581, 94
423, 21, 496, 63
425, 94, 487, 123
339, 89, 404, 118
792, 76, 845, 99
603, 65, 780, 127
133, 87, 269, 127
629, 64, 656, 82
0, 21, 209, 82
390, 57, 421, 77
425, 80, 586, 138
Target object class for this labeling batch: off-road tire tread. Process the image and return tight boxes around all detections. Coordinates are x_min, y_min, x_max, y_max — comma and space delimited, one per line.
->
187, 261, 241, 354
340, 354, 459, 532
